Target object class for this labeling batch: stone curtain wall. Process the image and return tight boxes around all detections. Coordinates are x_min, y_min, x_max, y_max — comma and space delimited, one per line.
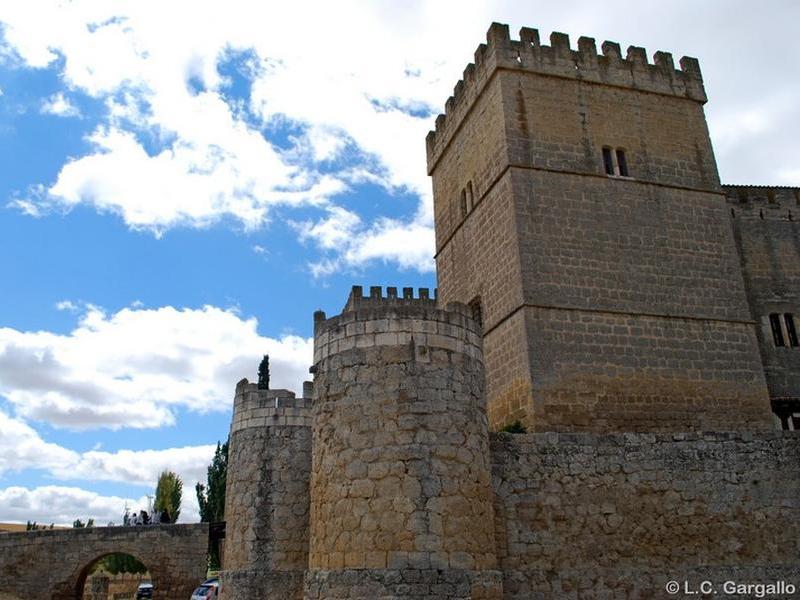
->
491, 431, 800, 598
0, 524, 208, 600
307, 295, 502, 598
220, 383, 312, 599
727, 186, 800, 407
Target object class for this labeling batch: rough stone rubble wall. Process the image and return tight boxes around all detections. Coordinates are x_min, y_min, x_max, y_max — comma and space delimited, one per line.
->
0, 524, 208, 600
307, 298, 502, 598
491, 431, 800, 598
221, 382, 311, 599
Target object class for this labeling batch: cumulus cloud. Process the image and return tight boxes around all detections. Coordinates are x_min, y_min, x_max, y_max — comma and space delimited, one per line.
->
40, 92, 81, 117
295, 207, 435, 276
0, 486, 147, 526
0, 409, 215, 486
0, 1, 468, 272
1, 1, 798, 272
0, 409, 213, 523
0, 303, 312, 430
0, 411, 77, 475
0, 412, 214, 487
0, 485, 201, 526
55, 299, 79, 312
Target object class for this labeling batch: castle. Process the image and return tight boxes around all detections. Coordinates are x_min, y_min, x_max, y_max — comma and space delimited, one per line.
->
220, 23, 800, 599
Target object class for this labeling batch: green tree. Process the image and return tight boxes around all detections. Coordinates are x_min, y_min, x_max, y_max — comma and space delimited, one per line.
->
99, 553, 147, 574
196, 439, 229, 570
196, 439, 228, 522
73, 518, 85, 528
154, 470, 183, 523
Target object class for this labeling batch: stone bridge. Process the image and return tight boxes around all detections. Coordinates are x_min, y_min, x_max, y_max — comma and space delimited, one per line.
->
0, 523, 208, 600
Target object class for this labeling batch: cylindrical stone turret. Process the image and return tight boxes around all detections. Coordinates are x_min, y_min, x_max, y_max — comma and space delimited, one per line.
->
220, 381, 312, 599
305, 288, 502, 598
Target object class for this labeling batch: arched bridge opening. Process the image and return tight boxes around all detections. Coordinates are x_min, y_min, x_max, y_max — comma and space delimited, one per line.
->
0, 523, 208, 600
75, 552, 150, 600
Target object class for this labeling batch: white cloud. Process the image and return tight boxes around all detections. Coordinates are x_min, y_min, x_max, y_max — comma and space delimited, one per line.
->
0, 411, 77, 475
0, 409, 214, 486
1, 0, 798, 270
55, 300, 79, 312
40, 92, 80, 117
0, 409, 213, 523
0, 486, 148, 526
0, 485, 202, 526
0, 303, 313, 430
295, 207, 435, 276
0, 1, 476, 272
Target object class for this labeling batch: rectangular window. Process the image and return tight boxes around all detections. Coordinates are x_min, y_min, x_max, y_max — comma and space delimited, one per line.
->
616, 149, 629, 176
770, 313, 785, 346
785, 313, 799, 347
602, 147, 614, 175
460, 189, 467, 218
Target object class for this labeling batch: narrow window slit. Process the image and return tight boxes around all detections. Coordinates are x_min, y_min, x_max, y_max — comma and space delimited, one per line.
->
785, 314, 799, 347
770, 313, 786, 347
616, 149, 629, 176
602, 147, 614, 175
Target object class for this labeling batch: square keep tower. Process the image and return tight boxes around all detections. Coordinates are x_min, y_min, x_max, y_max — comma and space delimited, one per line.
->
427, 23, 773, 433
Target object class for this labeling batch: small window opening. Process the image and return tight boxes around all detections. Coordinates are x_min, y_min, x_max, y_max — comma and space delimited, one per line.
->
602, 147, 614, 175
602, 146, 630, 177
769, 313, 785, 347
785, 313, 799, 347
466, 181, 474, 212
616, 149, 629, 177
468, 297, 483, 330
460, 189, 467, 218
774, 404, 800, 431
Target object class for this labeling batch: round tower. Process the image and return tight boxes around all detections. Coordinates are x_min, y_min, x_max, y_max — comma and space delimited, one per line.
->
221, 380, 312, 599
305, 286, 502, 599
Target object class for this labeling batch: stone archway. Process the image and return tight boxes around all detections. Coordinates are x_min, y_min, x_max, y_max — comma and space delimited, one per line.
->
0, 524, 208, 600
72, 552, 152, 600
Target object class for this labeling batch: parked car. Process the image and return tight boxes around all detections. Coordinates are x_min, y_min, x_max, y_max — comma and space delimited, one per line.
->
190, 578, 219, 600
135, 582, 153, 599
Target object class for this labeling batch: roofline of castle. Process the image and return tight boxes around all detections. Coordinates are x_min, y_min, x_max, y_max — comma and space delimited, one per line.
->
426, 22, 707, 174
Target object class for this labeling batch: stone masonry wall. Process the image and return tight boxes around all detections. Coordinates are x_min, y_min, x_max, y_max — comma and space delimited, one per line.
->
0, 524, 207, 600
221, 382, 311, 600
307, 292, 502, 598
508, 167, 773, 431
491, 431, 800, 598
524, 306, 772, 432
727, 185, 800, 408
430, 22, 771, 432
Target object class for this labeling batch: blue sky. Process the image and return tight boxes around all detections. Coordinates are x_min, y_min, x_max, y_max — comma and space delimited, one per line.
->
0, 1, 797, 525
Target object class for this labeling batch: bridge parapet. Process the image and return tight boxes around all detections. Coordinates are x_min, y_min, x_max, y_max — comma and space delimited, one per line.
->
0, 523, 208, 600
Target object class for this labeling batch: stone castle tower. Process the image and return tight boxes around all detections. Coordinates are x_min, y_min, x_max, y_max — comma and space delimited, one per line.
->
220, 23, 800, 600
427, 22, 796, 433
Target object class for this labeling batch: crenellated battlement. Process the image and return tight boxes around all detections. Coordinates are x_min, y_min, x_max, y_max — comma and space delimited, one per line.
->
426, 22, 706, 172
230, 379, 312, 433
339, 284, 438, 313
724, 184, 800, 216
